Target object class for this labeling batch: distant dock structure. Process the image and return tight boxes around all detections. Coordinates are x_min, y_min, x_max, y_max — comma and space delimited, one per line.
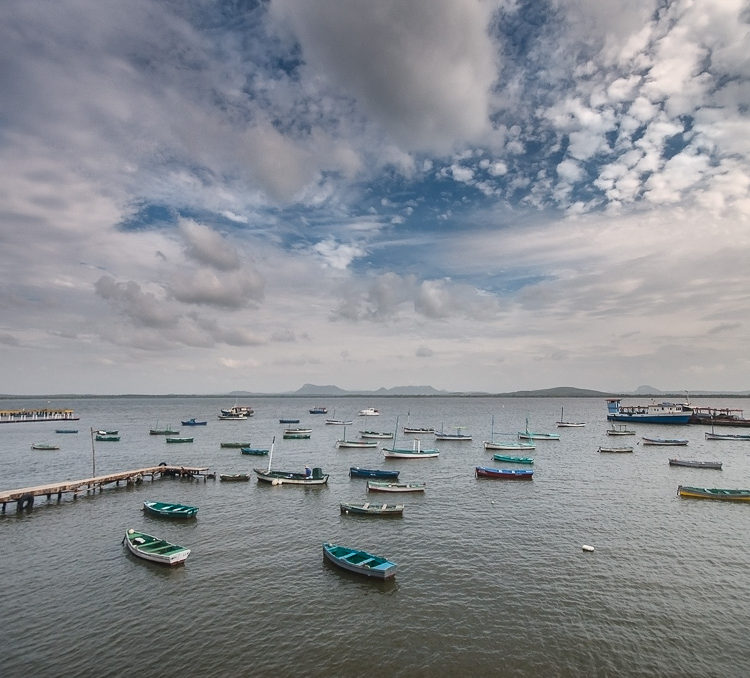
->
0, 464, 210, 513
0, 407, 80, 424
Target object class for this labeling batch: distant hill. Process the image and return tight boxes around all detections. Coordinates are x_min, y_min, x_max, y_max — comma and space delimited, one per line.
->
495, 386, 611, 397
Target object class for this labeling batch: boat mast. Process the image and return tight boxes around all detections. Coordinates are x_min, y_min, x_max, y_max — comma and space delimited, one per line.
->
267, 436, 275, 472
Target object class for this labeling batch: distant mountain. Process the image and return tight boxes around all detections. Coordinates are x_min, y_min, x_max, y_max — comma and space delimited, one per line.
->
291, 384, 448, 396
495, 386, 611, 397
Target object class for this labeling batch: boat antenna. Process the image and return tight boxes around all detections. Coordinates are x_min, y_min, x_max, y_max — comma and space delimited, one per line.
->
267, 436, 275, 473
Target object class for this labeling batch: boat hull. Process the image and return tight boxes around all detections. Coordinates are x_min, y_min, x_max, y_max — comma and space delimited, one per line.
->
598, 447, 634, 453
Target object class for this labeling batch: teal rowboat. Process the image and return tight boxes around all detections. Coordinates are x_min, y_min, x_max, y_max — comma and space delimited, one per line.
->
323, 542, 397, 579
492, 453, 534, 465
166, 437, 194, 443
240, 447, 269, 456
143, 501, 198, 519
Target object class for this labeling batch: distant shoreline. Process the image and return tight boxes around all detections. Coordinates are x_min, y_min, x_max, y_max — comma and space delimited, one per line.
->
2, 391, 749, 400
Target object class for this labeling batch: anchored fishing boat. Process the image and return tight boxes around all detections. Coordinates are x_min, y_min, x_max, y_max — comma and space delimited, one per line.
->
367, 480, 426, 493
607, 424, 636, 436
677, 486, 750, 501
668, 459, 722, 469
606, 398, 691, 424
642, 437, 688, 446
123, 529, 190, 565
349, 467, 400, 479
143, 501, 198, 519
492, 453, 534, 464
475, 466, 534, 480
323, 542, 397, 579
339, 502, 404, 517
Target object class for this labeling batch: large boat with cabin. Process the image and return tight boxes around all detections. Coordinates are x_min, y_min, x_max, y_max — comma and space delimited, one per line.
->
606, 399, 692, 424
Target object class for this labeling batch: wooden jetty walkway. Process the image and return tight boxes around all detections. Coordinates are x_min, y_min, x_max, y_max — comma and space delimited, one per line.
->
0, 464, 210, 513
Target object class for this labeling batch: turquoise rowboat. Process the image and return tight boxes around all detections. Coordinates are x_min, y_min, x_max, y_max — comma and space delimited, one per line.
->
143, 501, 198, 519
492, 453, 534, 465
323, 542, 397, 579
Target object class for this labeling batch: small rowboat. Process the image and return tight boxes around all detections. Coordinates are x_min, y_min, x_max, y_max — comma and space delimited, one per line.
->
349, 467, 399, 479
475, 466, 534, 480
55, 429, 78, 434
166, 437, 194, 443
336, 439, 378, 449
367, 480, 425, 493
598, 446, 634, 453
669, 459, 722, 469
150, 427, 179, 435
434, 427, 472, 441
340, 502, 404, 517
359, 431, 394, 439
518, 430, 559, 441
220, 473, 251, 481
607, 424, 636, 436
484, 440, 536, 451
240, 447, 269, 456
220, 442, 252, 448
323, 542, 397, 579
492, 453, 534, 465
705, 432, 750, 441
283, 432, 311, 439
677, 485, 750, 501
143, 501, 198, 519
254, 468, 328, 485
123, 529, 190, 565
284, 427, 313, 434
95, 434, 120, 441
181, 418, 207, 426
31, 443, 60, 450
279, 418, 300, 424
642, 437, 688, 446
383, 439, 439, 459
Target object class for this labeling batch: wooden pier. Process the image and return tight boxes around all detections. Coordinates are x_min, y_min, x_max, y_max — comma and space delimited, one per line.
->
0, 464, 210, 513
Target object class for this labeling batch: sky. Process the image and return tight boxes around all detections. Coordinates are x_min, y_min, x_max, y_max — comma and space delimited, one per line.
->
1, 0, 749, 395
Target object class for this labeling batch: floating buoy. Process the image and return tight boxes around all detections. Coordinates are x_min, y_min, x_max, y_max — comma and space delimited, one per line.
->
582, 544, 595, 552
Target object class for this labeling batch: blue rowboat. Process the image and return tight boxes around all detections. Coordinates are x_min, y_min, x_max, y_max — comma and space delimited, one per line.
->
349, 467, 400, 479
475, 466, 533, 480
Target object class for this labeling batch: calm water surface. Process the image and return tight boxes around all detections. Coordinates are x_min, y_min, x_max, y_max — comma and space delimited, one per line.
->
2, 396, 750, 677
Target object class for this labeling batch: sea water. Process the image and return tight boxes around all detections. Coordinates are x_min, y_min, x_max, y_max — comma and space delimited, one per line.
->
2, 395, 750, 677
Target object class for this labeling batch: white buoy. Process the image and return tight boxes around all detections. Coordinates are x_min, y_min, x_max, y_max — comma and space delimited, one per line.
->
582, 544, 595, 552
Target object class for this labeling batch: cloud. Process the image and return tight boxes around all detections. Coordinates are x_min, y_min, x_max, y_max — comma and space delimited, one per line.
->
170, 268, 264, 308
95, 276, 178, 329
179, 219, 241, 270
270, 0, 498, 153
